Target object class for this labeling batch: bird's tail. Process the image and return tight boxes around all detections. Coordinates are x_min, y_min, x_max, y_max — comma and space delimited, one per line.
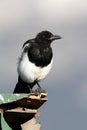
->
13, 76, 31, 93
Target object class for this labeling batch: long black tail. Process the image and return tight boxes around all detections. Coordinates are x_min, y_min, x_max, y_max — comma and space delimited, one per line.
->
13, 76, 36, 93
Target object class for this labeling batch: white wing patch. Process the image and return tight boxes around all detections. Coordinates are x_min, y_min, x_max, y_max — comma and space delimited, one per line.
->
23, 42, 31, 49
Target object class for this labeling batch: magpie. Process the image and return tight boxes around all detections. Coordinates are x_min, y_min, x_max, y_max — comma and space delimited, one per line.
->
13, 31, 61, 93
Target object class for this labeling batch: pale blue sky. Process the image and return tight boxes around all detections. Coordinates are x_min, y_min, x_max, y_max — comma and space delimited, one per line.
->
0, 0, 87, 130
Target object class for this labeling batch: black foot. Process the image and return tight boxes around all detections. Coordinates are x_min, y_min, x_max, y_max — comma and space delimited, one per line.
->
34, 87, 46, 95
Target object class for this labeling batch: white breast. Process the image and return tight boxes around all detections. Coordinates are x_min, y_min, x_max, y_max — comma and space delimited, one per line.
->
17, 53, 53, 84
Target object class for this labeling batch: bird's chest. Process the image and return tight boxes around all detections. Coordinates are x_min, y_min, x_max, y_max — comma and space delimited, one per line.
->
27, 46, 53, 67
18, 53, 53, 83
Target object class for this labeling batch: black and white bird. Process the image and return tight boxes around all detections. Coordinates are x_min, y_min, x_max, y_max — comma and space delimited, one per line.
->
13, 31, 61, 93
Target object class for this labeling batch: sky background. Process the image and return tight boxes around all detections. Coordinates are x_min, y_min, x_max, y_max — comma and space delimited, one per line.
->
0, 0, 87, 130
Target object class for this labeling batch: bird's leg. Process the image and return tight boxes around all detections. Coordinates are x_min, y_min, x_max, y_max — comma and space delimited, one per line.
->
36, 81, 41, 88
27, 85, 34, 93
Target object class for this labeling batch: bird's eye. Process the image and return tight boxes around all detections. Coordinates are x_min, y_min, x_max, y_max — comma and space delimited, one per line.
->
44, 34, 50, 38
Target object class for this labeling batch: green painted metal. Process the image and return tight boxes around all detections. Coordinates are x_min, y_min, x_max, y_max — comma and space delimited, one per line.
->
1, 112, 12, 130
0, 94, 29, 130
0, 94, 28, 104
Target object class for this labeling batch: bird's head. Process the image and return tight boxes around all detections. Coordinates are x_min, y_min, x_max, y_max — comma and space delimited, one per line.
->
35, 30, 62, 45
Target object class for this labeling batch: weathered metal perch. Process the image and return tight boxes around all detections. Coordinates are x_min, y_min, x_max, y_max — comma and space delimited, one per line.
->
0, 91, 47, 130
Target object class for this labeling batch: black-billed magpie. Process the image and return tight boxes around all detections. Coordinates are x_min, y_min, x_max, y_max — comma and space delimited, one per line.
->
13, 31, 61, 93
